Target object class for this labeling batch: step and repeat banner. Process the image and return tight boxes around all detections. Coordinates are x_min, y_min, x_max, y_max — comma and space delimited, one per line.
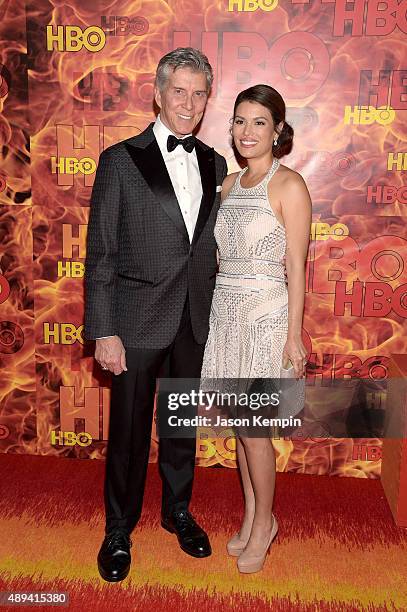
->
1, 0, 406, 476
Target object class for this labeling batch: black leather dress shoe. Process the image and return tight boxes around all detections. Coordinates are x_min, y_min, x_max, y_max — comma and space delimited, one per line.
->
97, 528, 132, 582
161, 510, 211, 558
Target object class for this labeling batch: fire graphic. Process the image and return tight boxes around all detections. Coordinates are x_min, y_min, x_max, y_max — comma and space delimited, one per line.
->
0, 0, 34, 455
1, 0, 406, 478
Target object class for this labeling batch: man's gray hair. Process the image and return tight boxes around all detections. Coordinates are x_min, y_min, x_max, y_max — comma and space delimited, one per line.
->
155, 47, 213, 92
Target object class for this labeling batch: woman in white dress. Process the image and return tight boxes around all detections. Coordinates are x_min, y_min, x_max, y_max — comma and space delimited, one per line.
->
201, 85, 311, 573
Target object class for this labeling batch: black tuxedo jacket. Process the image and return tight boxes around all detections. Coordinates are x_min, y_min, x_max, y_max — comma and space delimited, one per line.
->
84, 123, 228, 348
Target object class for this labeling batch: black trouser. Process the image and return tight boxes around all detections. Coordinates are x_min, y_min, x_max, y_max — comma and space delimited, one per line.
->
104, 297, 204, 534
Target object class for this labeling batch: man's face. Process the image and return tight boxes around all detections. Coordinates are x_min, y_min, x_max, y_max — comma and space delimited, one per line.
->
154, 67, 209, 137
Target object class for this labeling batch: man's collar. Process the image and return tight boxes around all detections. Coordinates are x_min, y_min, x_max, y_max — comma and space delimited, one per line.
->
153, 114, 193, 151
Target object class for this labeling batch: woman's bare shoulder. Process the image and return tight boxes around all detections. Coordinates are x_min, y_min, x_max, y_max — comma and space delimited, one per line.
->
273, 164, 311, 215
277, 164, 305, 184
275, 164, 309, 197
221, 171, 240, 200
223, 171, 240, 187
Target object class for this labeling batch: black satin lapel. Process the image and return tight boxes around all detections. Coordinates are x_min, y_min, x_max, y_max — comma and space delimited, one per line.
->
192, 145, 216, 247
125, 140, 188, 240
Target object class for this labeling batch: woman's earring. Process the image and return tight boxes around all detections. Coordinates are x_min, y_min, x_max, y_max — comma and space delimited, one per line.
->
273, 137, 278, 146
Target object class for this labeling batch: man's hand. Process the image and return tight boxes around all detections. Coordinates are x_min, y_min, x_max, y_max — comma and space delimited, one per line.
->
95, 336, 127, 375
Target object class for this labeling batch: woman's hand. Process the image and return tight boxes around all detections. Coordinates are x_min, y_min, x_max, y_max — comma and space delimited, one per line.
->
282, 335, 307, 379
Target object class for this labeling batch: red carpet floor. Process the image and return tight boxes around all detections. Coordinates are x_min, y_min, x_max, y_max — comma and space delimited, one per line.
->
0, 454, 406, 611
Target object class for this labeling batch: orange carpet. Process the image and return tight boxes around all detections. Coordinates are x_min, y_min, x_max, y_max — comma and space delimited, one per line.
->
0, 454, 406, 611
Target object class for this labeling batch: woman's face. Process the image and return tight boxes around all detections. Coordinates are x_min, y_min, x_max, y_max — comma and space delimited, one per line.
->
232, 100, 276, 160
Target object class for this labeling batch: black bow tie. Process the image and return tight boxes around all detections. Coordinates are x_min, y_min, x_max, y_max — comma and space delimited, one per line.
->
167, 134, 196, 153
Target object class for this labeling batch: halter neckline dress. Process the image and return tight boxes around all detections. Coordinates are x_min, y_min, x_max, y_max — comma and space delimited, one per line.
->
201, 158, 288, 387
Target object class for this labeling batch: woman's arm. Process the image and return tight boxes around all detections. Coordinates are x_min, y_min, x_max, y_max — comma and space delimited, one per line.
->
281, 172, 312, 376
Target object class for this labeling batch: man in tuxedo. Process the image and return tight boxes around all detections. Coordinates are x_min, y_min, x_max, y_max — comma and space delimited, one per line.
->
84, 48, 227, 582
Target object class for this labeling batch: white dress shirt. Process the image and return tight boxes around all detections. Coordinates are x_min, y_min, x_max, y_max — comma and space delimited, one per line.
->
97, 116, 203, 339
153, 114, 202, 242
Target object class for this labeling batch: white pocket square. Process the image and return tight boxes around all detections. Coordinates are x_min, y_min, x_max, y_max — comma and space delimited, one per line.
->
216, 185, 222, 192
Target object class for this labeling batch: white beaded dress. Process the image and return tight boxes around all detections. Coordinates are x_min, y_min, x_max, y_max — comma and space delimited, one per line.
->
200, 158, 288, 387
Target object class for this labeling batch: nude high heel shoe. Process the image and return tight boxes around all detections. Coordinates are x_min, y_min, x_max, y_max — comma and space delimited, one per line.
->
226, 533, 249, 557
237, 515, 278, 574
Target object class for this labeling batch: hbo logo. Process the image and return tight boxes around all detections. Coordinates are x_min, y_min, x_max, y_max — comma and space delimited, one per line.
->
46, 25, 106, 52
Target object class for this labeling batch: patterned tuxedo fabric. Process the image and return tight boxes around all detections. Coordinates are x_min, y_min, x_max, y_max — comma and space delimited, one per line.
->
85, 124, 227, 533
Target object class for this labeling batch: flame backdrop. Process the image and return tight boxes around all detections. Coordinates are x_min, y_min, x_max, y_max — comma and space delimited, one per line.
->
0, 0, 406, 477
